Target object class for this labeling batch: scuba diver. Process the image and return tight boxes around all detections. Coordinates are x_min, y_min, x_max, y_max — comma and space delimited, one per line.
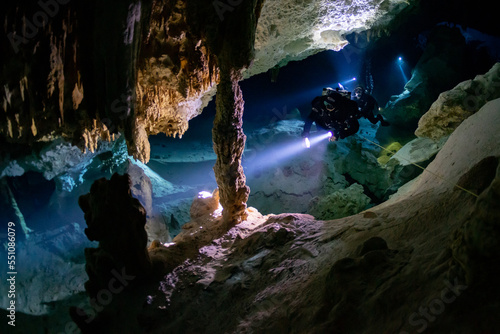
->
352, 86, 390, 126
302, 87, 360, 142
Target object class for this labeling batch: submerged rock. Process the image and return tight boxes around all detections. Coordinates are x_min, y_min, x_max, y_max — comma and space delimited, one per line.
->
308, 183, 371, 220
416, 62, 500, 140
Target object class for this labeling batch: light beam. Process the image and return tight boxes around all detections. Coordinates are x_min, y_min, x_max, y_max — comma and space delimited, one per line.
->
397, 56, 408, 83
243, 131, 332, 176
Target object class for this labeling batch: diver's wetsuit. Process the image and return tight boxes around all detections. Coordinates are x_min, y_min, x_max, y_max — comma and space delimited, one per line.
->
353, 93, 389, 126
303, 92, 359, 139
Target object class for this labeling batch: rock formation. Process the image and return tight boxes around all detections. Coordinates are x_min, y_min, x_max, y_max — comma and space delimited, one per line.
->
212, 68, 251, 226
131, 0, 220, 162
196, 0, 263, 226
308, 183, 371, 220
70, 173, 152, 332
189, 188, 221, 220
77, 174, 150, 291
247, 0, 410, 77
416, 62, 500, 140
1, 1, 142, 155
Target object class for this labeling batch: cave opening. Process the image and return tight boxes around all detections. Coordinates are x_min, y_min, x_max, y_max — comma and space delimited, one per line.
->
144, 17, 500, 230
145, 46, 416, 222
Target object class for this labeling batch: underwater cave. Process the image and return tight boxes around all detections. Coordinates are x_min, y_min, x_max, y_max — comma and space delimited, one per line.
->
1, 0, 500, 333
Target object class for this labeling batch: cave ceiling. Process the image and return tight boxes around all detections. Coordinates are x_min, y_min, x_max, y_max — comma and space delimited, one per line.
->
1, 0, 498, 176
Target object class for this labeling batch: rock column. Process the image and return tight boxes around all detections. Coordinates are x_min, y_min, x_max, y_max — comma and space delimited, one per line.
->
212, 65, 250, 227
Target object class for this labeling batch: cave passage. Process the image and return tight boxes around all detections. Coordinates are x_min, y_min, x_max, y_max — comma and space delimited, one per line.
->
145, 47, 412, 217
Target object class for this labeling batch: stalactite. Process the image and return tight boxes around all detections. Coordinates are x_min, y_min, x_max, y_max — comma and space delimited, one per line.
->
1, 178, 33, 238
47, 37, 65, 124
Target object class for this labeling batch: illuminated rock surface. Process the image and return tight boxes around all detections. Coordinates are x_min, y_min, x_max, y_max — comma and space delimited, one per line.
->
247, 0, 409, 77
416, 62, 500, 140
